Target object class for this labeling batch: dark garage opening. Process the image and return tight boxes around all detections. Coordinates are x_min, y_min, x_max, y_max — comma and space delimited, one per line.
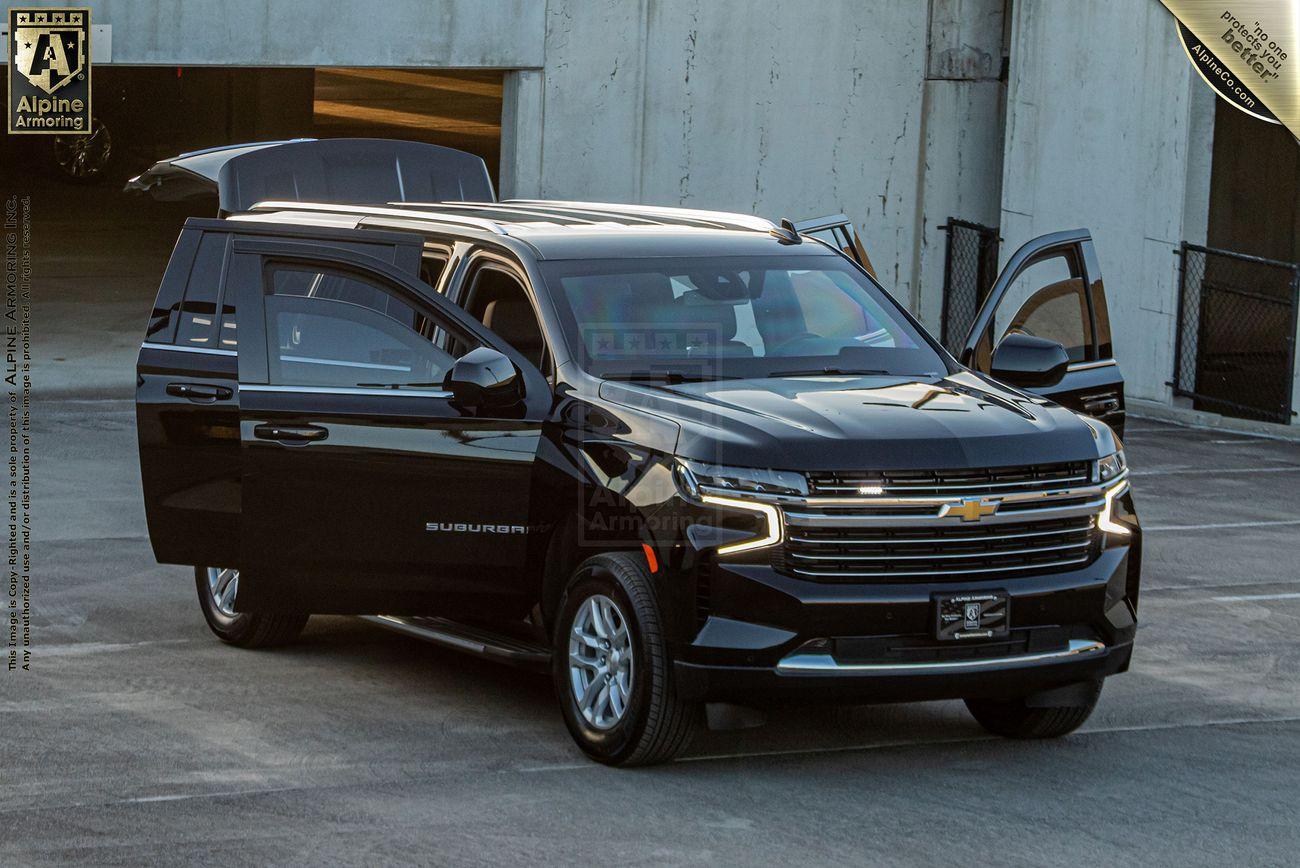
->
1172, 104, 1300, 424
1, 65, 505, 401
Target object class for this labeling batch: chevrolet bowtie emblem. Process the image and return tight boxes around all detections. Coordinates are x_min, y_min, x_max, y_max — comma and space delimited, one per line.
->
944, 497, 1000, 522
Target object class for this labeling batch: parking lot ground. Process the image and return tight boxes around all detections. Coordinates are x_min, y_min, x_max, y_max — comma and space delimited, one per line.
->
6, 185, 1300, 866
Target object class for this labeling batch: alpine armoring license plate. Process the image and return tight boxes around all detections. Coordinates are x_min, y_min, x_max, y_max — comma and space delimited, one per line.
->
935, 591, 1009, 641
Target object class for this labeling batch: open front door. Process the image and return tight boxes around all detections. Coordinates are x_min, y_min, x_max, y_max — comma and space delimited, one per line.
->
222, 227, 549, 617
794, 214, 877, 278
961, 229, 1126, 437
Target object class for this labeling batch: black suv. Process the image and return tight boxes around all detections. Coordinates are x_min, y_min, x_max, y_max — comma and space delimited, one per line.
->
133, 139, 1138, 766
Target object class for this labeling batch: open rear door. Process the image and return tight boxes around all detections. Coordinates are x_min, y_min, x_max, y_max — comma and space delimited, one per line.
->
794, 214, 877, 278
125, 138, 496, 212
961, 229, 1126, 437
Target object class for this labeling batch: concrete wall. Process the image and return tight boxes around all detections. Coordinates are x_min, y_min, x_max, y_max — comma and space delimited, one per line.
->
911, 0, 1007, 330
998, 0, 1208, 404
3, 0, 546, 67
503, 0, 930, 304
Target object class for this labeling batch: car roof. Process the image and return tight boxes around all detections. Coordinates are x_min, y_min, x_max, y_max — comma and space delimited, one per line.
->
228, 199, 841, 261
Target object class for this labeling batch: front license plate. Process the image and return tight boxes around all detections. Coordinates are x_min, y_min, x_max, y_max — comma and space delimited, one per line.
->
934, 591, 1009, 641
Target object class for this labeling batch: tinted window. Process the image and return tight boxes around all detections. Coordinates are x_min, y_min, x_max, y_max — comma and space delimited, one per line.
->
175, 233, 229, 349
462, 266, 546, 369
540, 254, 943, 379
146, 232, 199, 343
980, 251, 1092, 365
264, 265, 459, 388
420, 255, 448, 289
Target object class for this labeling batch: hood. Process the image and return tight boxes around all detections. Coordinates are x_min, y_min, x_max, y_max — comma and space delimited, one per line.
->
599, 371, 1112, 471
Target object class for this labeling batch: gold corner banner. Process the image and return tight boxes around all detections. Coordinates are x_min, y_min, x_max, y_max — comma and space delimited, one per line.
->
1162, 0, 1299, 137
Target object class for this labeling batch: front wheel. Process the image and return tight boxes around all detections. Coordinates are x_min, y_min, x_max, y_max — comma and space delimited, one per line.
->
195, 566, 308, 648
553, 552, 700, 766
964, 680, 1102, 739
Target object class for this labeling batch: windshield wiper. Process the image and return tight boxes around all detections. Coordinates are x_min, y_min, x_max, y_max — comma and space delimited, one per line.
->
603, 371, 739, 384
768, 367, 891, 377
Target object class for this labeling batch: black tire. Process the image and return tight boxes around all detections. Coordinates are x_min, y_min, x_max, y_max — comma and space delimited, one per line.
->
194, 566, 308, 649
964, 680, 1102, 739
552, 552, 700, 766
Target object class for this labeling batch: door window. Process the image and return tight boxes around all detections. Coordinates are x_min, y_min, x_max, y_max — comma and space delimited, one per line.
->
420, 254, 449, 289
263, 264, 460, 388
460, 265, 547, 370
976, 251, 1092, 367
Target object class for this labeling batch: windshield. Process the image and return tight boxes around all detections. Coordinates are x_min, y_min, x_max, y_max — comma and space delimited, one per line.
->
539, 254, 948, 380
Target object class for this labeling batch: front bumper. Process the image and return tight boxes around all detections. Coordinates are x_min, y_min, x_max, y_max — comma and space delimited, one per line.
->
672, 540, 1139, 705
676, 637, 1132, 704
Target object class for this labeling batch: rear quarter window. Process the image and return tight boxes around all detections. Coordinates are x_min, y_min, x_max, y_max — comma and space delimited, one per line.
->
174, 233, 231, 350
144, 231, 200, 343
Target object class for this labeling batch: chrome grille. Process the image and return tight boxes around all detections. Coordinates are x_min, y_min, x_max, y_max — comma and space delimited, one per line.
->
780, 516, 1095, 581
807, 461, 1091, 497
778, 461, 1102, 582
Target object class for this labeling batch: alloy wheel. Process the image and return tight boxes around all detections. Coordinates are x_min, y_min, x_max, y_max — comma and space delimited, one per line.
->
206, 567, 240, 617
568, 594, 634, 730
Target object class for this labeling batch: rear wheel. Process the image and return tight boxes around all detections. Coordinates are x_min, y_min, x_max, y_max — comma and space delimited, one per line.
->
553, 552, 699, 766
964, 680, 1102, 739
195, 566, 308, 648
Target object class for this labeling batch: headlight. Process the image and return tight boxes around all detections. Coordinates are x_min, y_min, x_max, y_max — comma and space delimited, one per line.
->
676, 460, 796, 555
1095, 449, 1131, 536
1097, 449, 1127, 483
676, 459, 807, 497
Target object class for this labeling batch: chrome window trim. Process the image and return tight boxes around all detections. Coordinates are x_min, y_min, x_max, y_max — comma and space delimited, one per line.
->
240, 384, 452, 399
279, 354, 412, 372
776, 639, 1106, 673
1066, 359, 1117, 372
141, 341, 237, 357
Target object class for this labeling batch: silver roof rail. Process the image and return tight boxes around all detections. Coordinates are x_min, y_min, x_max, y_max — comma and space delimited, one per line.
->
248, 201, 510, 235
393, 201, 611, 226
502, 199, 776, 232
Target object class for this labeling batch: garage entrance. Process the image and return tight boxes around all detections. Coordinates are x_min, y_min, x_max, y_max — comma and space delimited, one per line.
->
3, 65, 504, 192
1, 65, 505, 401
1170, 102, 1300, 425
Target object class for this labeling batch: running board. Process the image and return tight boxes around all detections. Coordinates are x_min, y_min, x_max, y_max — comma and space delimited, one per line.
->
359, 615, 551, 672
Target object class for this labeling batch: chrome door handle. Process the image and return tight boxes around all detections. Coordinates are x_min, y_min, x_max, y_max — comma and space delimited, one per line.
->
1083, 396, 1121, 416
253, 423, 329, 444
167, 382, 232, 403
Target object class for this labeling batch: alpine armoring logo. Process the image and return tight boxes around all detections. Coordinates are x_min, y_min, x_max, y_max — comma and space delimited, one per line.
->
1176, 20, 1280, 125
7, 7, 91, 134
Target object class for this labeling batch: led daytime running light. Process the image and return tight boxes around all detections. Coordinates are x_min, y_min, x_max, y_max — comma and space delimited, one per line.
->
700, 493, 783, 554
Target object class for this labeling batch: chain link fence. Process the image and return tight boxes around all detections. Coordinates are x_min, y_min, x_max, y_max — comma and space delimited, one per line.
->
939, 219, 1000, 354
1172, 243, 1299, 424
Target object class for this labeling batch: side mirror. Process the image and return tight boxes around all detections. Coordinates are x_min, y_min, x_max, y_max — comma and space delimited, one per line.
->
444, 347, 521, 407
990, 332, 1069, 389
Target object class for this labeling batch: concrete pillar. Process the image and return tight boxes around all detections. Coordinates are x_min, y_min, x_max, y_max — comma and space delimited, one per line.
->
911, 0, 1007, 329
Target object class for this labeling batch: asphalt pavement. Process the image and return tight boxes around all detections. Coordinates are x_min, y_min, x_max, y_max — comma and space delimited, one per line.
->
5, 180, 1300, 867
